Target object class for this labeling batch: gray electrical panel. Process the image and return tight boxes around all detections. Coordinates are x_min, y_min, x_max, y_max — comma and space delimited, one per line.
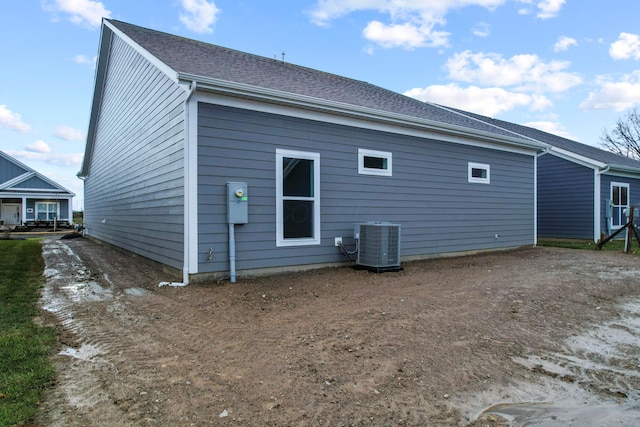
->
227, 182, 248, 224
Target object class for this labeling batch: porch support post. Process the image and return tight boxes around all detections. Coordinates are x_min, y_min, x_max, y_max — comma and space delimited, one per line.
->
22, 196, 27, 226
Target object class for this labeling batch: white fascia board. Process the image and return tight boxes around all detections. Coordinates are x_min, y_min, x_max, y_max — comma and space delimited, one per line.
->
0, 171, 75, 196
606, 164, 640, 176
180, 74, 546, 156
104, 20, 179, 83
0, 151, 35, 175
0, 173, 34, 190
546, 147, 605, 170
601, 169, 640, 180
0, 191, 73, 199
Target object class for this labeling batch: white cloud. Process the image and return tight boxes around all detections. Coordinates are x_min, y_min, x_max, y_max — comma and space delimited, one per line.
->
523, 120, 576, 140
554, 36, 577, 52
536, 0, 565, 19
54, 125, 85, 141
5, 150, 84, 168
404, 83, 551, 117
445, 50, 583, 93
179, 0, 221, 34
308, 0, 506, 49
43, 0, 111, 28
516, 0, 564, 19
362, 20, 449, 49
609, 32, 640, 60
0, 105, 32, 133
580, 72, 640, 111
74, 54, 96, 66
472, 22, 490, 38
26, 140, 51, 154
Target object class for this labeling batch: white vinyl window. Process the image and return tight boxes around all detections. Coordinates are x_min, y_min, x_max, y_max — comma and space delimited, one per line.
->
611, 182, 630, 228
468, 162, 490, 184
358, 148, 392, 176
276, 149, 321, 246
36, 202, 58, 220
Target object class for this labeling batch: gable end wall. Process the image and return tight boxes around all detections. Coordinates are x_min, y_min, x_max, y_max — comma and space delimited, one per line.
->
83, 33, 186, 269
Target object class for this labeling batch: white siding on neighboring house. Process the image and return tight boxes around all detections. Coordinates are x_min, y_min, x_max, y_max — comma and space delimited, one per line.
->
83, 33, 186, 269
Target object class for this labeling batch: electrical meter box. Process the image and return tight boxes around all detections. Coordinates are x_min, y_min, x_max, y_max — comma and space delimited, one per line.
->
227, 182, 248, 224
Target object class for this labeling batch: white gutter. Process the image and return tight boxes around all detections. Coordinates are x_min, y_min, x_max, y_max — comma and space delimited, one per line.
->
182, 80, 197, 285
178, 73, 547, 152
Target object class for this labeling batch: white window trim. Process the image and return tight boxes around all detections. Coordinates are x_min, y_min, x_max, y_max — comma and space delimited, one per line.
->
358, 148, 392, 176
610, 181, 630, 230
276, 149, 321, 247
468, 162, 490, 184
35, 201, 60, 220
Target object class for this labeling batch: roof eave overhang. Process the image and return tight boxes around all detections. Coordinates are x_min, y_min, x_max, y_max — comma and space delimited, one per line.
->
606, 163, 640, 175
547, 147, 640, 175
178, 72, 548, 153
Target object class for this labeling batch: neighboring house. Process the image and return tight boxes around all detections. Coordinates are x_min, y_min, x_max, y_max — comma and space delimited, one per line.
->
446, 108, 640, 241
79, 19, 546, 283
0, 150, 74, 228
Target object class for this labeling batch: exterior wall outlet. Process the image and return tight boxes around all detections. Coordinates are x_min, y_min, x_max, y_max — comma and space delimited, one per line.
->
335, 237, 342, 247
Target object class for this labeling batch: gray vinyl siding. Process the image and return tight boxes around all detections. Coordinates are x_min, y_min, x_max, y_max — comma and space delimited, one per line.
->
0, 156, 27, 182
14, 175, 57, 189
197, 104, 535, 275
600, 174, 640, 235
83, 33, 186, 269
537, 154, 594, 239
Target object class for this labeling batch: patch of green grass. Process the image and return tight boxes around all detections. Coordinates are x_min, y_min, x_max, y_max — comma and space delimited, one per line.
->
0, 240, 56, 426
538, 238, 640, 254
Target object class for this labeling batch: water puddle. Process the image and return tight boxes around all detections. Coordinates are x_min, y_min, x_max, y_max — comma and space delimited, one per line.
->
60, 281, 113, 302
124, 287, 150, 297
462, 297, 640, 426
59, 343, 103, 361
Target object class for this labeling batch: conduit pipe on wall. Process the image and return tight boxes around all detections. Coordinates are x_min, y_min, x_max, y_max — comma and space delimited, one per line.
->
229, 223, 237, 283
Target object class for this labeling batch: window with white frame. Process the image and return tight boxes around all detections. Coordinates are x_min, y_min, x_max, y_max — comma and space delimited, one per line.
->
276, 149, 320, 246
468, 162, 490, 184
36, 202, 58, 220
358, 148, 392, 176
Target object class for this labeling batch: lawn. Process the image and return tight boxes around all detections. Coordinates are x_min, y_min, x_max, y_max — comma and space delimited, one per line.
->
0, 240, 56, 426
538, 237, 640, 254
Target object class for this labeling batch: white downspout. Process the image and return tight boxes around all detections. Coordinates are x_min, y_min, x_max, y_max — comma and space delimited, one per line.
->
183, 80, 197, 285
534, 147, 550, 246
595, 166, 610, 242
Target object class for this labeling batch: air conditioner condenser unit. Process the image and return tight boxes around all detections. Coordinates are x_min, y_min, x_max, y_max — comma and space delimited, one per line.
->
355, 222, 401, 272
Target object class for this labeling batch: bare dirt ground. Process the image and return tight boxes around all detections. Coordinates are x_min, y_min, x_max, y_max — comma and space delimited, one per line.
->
34, 237, 640, 426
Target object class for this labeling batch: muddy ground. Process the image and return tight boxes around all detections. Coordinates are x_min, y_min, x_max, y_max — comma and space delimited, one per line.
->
34, 237, 640, 426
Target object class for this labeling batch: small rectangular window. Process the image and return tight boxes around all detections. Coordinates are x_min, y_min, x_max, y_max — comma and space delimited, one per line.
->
358, 149, 392, 176
468, 162, 490, 184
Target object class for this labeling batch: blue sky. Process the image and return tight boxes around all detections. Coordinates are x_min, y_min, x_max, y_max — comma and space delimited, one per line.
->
2, 0, 640, 210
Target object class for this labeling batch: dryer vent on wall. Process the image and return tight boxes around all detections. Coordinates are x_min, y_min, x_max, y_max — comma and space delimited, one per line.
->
355, 222, 401, 272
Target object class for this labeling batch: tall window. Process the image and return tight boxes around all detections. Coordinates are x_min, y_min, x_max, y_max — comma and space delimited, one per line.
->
36, 202, 57, 220
611, 182, 629, 228
276, 149, 320, 246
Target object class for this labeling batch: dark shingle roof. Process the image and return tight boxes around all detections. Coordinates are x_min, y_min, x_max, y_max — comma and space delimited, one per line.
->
107, 19, 533, 142
442, 106, 640, 170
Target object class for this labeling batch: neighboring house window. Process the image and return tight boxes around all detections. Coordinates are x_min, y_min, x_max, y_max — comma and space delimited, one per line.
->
358, 148, 392, 176
468, 162, 490, 184
276, 149, 320, 246
611, 182, 630, 228
36, 202, 57, 220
